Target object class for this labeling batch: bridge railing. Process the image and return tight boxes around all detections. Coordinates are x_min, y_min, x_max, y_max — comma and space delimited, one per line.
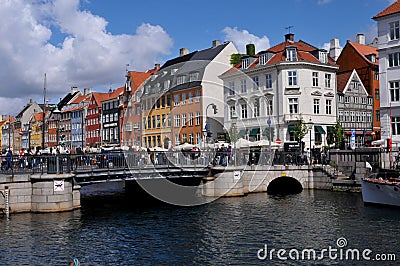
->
0, 150, 305, 176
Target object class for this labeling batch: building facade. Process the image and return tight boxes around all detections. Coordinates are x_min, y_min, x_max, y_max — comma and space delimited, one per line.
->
141, 40, 238, 148
335, 36, 380, 140
337, 70, 374, 147
374, 1, 400, 146
221, 34, 338, 150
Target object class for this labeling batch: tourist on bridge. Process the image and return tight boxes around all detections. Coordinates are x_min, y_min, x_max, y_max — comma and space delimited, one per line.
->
18, 148, 26, 168
5, 149, 13, 170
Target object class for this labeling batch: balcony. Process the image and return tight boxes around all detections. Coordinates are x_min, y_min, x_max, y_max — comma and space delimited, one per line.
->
284, 113, 300, 122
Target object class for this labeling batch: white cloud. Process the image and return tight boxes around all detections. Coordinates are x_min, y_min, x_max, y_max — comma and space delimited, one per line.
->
0, 0, 173, 115
222, 27, 270, 54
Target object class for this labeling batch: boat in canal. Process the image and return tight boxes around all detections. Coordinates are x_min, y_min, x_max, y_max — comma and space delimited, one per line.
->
361, 169, 400, 207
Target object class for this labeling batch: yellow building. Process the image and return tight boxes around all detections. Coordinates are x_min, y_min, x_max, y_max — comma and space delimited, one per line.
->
142, 93, 171, 148
30, 113, 44, 149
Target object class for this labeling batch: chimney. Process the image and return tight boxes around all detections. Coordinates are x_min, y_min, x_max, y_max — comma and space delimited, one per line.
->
246, 44, 255, 56
212, 40, 220, 47
154, 63, 160, 70
71, 86, 78, 93
356, 33, 365, 45
285, 33, 294, 42
180, 48, 189, 57
29, 98, 32, 104
83, 88, 91, 95
329, 38, 341, 61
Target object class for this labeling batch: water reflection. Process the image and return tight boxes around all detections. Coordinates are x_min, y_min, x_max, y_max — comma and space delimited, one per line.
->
0, 189, 399, 265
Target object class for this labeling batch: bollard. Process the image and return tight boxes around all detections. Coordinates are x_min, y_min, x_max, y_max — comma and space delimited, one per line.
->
4, 186, 9, 218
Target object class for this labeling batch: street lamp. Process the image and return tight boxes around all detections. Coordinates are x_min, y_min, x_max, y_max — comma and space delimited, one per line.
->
231, 112, 238, 166
205, 103, 217, 141
307, 118, 314, 165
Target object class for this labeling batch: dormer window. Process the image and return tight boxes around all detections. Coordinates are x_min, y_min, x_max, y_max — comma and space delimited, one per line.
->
319, 51, 327, 63
177, 75, 186, 85
242, 58, 250, 69
366, 54, 376, 63
286, 47, 297, 61
189, 72, 199, 82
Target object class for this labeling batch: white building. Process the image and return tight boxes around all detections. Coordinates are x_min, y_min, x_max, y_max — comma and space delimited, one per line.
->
374, 1, 400, 145
220, 34, 338, 150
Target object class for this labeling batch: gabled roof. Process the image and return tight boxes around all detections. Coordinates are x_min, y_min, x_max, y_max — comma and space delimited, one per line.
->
374, 0, 400, 19
337, 69, 369, 95
222, 36, 337, 76
129, 71, 153, 92
337, 71, 353, 93
57, 90, 81, 109
70, 94, 91, 105
347, 41, 378, 66
92, 92, 109, 107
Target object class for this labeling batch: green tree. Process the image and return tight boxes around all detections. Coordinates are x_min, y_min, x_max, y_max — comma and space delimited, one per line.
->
293, 117, 310, 154
227, 124, 240, 144
230, 53, 245, 66
333, 120, 345, 149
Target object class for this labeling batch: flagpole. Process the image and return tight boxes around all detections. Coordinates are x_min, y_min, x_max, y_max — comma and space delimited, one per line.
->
42, 73, 46, 149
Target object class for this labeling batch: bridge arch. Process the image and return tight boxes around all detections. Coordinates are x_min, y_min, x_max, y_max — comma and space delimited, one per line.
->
266, 175, 303, 195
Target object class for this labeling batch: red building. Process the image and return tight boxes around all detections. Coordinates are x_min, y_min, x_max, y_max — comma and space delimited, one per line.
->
85, 92, 108, 148
336, 35, 381, 139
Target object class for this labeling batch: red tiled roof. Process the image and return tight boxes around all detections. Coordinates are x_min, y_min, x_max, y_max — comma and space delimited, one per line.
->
337, 71, 352, 93
348, 41, 378, 65
374, 0, 400, 19
92, 92, 109, 107
222, 37, 337, 76
129, 71, 153, 92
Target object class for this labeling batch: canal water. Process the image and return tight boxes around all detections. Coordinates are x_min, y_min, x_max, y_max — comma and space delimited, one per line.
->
1, 183, 399, 265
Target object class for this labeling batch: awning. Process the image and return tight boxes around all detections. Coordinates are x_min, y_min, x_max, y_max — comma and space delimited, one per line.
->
239, 129, 247, 137
262, 127, 270, 136
249, 128, 260, 136
315, 125, 326, 134
288, 125, 298, 133
327, 126, 334, 133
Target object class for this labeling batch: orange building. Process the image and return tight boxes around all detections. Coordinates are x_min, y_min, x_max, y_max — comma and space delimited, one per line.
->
170, 86, 203, 146
336, 35, 380, 139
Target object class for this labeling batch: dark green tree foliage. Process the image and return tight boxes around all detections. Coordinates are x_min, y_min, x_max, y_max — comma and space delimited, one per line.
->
230, 53, 244, 66
246, 44, 255, 56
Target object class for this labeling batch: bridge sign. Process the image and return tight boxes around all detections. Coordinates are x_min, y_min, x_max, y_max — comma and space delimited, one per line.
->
350, 129, 356, 150
54, 180, 64, 192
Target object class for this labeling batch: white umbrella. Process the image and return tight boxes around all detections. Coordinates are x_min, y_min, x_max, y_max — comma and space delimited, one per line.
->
250, 139, 281, 147
173, 142, 195, 151
235, 138, 251, 149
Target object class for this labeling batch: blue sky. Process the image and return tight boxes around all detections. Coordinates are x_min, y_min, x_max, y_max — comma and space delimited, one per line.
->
0, 0, 396, 115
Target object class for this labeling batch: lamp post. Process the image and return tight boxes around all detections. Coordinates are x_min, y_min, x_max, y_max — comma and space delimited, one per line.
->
231, 113, 238, 166
307, 118, 314, 165
53, 106, 61, 147
205, 103, 217, 142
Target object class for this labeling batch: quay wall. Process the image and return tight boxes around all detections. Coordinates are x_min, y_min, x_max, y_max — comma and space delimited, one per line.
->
0, 173, 80, 214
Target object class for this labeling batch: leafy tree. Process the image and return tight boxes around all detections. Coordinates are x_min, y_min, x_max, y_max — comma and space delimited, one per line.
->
227, 124, 240, 144
333, 120, 345, 149
293, 117, 310, 153
230, 53, 245, 66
